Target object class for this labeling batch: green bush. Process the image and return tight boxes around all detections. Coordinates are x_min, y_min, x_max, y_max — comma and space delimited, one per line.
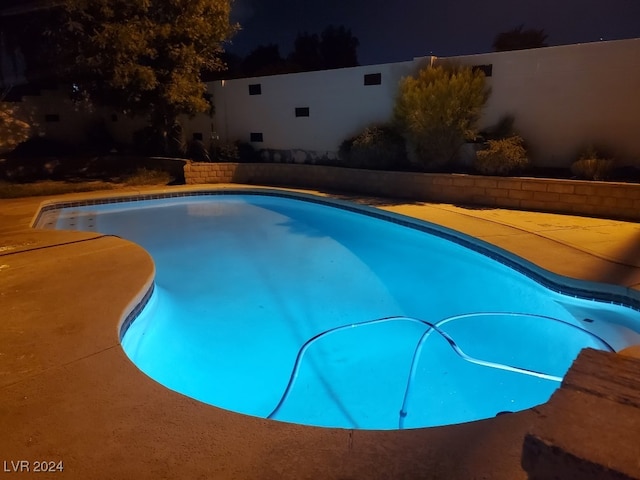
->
209, 140, 258, 162
474, 135, 529, 176
339, 124, 407, 170
570, 147, 614, 180
209, 140, 238, 162
393, 63, 489, 170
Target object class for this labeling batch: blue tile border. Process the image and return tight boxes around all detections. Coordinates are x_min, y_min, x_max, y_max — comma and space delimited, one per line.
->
34, 188, 640, 338
119, 282, 155, 341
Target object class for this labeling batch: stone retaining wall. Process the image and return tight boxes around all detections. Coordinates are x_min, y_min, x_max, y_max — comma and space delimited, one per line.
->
184, 162, 640, 221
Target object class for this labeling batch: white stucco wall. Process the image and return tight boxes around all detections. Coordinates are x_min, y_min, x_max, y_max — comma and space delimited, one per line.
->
210, 38, 640, 167
450, 39, 640, 166
209, 60, 420, 152
3, 38, 639, 167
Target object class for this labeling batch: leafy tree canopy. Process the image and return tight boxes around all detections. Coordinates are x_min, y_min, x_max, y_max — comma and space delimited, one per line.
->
289, 25, 359, 72
0, 6, 61, 87
241, 44, 287, 76
319, 25, 359, 69
229, 24, 359, 77
288, 32, 322, 72
53, 0, 237, 129
492, 25, 548, 52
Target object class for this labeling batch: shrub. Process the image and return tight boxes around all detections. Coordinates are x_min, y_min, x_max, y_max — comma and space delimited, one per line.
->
209, 139, 238, 162
0, 105, 31, 153
167, 121, 186, 158
339, 124, 407, 170
393, 63, 489, 170
479, 115, 516, 141
235, 141, 259, 162
474, 135, 529, 175
570, 147, 614, 180
124, 168, 172, 186
209, 140, 258, 162
211, 142, 238, 162
186, 139, 211, 162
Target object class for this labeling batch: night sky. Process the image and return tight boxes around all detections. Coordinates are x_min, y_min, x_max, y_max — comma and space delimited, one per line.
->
228, 0, 640, 65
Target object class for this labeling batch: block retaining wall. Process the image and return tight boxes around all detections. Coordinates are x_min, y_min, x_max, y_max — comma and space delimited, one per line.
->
184, 162, 640, 221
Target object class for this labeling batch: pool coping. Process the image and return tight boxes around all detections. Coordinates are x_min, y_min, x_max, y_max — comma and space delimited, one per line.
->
3, 184, 640, 479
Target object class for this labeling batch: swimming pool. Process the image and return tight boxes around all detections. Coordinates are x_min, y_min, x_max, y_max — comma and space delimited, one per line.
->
37, 189, 640, 429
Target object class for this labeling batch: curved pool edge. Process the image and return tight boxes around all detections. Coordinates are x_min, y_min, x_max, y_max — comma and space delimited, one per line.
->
33, 185, 640, 317
2, 184, 639, 479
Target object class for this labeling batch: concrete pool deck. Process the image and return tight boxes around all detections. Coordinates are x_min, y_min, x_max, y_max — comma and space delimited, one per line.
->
2, 183, 640, 479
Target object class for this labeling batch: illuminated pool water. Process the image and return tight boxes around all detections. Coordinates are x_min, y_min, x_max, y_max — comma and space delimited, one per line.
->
38, 190, 640, 429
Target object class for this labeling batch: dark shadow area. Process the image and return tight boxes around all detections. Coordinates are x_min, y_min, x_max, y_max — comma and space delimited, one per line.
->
451, 204, 497, 211
254, 182, 426, 208
588, 230, 640, 286
0, 154, 183, 185
321, 190, 425, 207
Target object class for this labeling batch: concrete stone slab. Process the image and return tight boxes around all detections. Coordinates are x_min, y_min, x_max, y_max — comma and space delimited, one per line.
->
380, 203, 526, 238
2, 184, 640, 479
0, 343, 532, 480
0, 236, 153, 388
539, 228, 640, 268
437, 204, 633, 232
0, 230, 104, 255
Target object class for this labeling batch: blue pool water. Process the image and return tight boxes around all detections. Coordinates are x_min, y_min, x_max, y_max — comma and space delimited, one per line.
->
39, 191, 640, 429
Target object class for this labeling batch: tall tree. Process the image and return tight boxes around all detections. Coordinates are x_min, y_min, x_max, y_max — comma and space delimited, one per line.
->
52, 0, 237, 149
492, 25, 548, 51
0, 3, 62, 86
319, 25, 359, 69
288, 32, 322, 72
210, 51, 243, 79
241, 44, 286, 76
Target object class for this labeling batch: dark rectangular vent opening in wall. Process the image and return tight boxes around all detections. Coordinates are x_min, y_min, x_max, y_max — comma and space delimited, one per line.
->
193, 132, 203, 141
364, 73, 382, 85
295, 107, 310, 117
45, 114, 60, 122
472, 64, 493, 77
248, 84, 262, 95
250, 132, 263, 142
